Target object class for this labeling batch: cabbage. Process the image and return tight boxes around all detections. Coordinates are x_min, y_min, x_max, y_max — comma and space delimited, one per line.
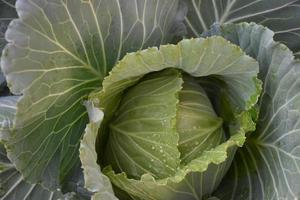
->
0, 0, 299, 199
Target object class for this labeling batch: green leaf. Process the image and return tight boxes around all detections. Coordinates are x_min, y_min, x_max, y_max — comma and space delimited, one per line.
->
183, 0, 300, 58
83, 37, 260, 199
0, 0, 17, 53
98, 36, 260, 120
178, 74, 225, 165
1, 0, 183, 189
0, 0, 17, 93
79, 101, 118, 200
0, 96, 19, 141
207, 22, 300, 200
0, 143, 66, 200
0, 96, 67, 200
104, 135, 239, 200
105, 69, 182, 179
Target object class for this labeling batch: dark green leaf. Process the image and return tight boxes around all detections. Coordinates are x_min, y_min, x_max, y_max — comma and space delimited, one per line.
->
0, 0, 17, 52
0, 0, 17, 93
0, 96, 66, 200
183, 0, 300, 58
0, 144, 66, 200
1, 0, 183, 189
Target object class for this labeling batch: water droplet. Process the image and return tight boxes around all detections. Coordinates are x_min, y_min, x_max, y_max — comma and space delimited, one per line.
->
151, 159, 154, 162
160, 149, 163, 153
151, 146, 155, 150
159, 146, 162, 149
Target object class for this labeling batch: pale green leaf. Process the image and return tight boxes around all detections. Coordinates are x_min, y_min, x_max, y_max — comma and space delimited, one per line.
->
1, 0, 183, 189
183, 0, 300, 58
79, 101, 118, 200
104, 135, 238, 200
105, 69, 182, 179
207, 22, 300, 200
178, 74, 225, 165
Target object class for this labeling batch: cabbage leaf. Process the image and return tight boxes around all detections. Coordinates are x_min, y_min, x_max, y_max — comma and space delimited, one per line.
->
183, 0, 300, 58
0, 0, 17, 93
207, 22, 300, 200
1, 0, 183, 189
0, 96, 67, 200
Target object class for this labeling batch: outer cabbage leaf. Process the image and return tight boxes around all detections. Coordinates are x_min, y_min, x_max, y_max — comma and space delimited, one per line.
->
0, 96, 19, 140
183, 0, 300, 58
0, 96, 67, 200
0, 0, 17, 53
0, 0, 183, 189
0, 0, 17, 93
80, 37, 261, 199
0, 143, 67, 200
206, 23, 300, 200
